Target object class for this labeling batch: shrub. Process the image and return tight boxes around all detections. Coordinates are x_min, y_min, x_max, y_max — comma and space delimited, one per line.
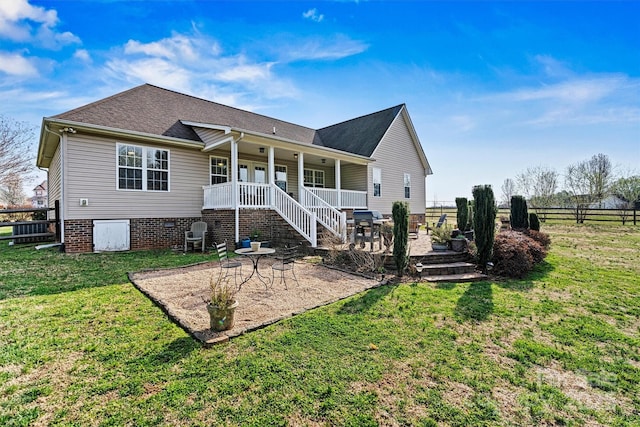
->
473, 185, 497, 274
510, 195, 529, 229
492, 230, 547, 278
529, 212, 540, 231
524, 229, 551, 250
455, 197, 469, 232
392, 201, 409, 277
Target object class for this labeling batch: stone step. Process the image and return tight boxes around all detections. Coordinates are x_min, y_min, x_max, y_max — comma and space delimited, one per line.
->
423, 272, 488, 283
421, 262, 476, 276
414, 250, 471, 265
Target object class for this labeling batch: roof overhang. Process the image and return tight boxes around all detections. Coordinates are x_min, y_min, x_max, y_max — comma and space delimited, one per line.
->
184, 121, 374, 165
37, 118, 205, 168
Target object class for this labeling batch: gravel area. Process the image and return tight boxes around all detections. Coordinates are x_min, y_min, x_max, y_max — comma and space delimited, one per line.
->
129, 258, 384, 346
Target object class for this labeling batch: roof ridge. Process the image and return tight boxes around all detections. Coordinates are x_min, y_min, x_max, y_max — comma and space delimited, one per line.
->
140, 84, 317, 132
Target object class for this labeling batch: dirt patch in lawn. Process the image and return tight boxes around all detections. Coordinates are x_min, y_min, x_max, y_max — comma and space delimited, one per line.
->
129, 258, 384, 346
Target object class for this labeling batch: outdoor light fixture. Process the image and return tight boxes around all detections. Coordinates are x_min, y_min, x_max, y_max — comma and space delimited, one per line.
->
259, 147, 265, 153
294, 153, 298, 159
321, 158, 326, 164
415, 262, 424, 276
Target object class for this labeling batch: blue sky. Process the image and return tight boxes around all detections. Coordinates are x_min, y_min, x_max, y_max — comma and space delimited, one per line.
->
1, 0, 638, 203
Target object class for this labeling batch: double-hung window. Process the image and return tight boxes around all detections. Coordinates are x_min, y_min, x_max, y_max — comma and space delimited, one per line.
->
373, 168, 381, 197
210, 157, 228, 184
404, 173, 411, 199
118, 144, 169, 191
303, 169, 325, 188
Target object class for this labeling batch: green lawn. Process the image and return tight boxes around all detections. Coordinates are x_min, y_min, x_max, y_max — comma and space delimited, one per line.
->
1, 224, 639, 426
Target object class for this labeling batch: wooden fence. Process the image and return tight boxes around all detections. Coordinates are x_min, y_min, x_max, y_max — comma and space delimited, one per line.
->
0, 201, 60, 242
426, 205, 638, 228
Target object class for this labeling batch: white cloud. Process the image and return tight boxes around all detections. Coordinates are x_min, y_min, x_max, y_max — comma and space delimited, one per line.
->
0, 0, 79, 49
0, 51, 38, 76
303, 8, 324, 23
105, 32, 299, 108
279, 34, 368, 62
73, 49, 91, 62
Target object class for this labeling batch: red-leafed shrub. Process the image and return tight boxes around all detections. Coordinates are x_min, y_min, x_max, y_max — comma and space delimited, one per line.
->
524, 229, 551, 250
492, 230, 548, 278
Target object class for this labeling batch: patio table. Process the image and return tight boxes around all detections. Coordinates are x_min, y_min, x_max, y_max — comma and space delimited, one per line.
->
234, 247, 276, 289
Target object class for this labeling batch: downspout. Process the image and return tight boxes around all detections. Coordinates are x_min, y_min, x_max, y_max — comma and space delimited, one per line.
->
43, 125, 65, 246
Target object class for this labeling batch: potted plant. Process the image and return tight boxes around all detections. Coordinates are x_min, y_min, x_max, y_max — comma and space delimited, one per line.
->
450, 234, 468, 252
430, 226, 451, 251
205, 273, 239, 332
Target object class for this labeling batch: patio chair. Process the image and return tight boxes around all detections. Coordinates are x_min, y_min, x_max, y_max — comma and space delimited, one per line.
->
409, 219, 422, 239
215, 240, 243, 288
184, 221, 208, 253
271, 245, 299, 289
427, 214, 447, 234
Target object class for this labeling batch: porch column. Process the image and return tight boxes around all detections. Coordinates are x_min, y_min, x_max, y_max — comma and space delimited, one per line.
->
231, 138, 239, 243
335, 159, 341, 209
268, 146, 275, 206
297, 152, 304, 204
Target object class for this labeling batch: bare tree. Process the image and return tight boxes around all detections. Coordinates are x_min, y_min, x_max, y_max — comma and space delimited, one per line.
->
515, 165, 558, 220
0, 115, 36, 188
610, 174, 640, 224
564, 153, 614, 223
501, 178, 515, 208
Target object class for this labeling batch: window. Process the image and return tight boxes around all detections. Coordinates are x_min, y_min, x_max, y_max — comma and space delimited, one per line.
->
373, 168, 381, 197
210, 157, 228, 184
404, 173, 411, 199
304, 169, 324, 188
118, 144, 169, 191
275, 165, 287, 191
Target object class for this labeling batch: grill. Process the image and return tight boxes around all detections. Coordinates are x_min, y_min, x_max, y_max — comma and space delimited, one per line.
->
352, 210, 384, 250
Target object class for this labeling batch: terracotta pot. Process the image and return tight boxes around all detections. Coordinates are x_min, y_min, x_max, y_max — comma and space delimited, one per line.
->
206, 300, 239, 332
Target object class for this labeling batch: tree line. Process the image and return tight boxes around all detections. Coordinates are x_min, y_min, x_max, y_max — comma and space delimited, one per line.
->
500, 153, 640, 223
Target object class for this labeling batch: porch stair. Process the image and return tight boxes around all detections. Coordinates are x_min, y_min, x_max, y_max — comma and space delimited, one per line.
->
415, 251, 487, 283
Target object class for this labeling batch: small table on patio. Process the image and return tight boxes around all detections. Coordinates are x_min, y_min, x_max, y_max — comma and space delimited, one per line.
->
234, 247, 276, 289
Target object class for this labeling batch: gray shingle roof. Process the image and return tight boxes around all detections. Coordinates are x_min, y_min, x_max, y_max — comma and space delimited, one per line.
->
52, 84, 403, 156
316, 105, 404, 157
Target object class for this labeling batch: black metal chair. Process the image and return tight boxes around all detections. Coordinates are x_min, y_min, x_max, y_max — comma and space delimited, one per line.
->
271, 246, 299, 289
214, 240, 243, 288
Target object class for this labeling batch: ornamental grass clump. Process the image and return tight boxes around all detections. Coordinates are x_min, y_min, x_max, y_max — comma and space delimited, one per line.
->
208, 274, 236, 308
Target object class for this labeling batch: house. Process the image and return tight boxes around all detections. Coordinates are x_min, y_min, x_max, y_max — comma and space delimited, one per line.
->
31, 180, 48, 208
36, 84, 432, 253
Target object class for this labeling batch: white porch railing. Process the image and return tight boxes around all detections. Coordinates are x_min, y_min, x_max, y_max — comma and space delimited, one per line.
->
238, 182, 271, 208
203, 182, 233, 209
308, 188, 367, 209
300, 187, 346, 242
273, 185, 317, 247
203, 182, 317, 247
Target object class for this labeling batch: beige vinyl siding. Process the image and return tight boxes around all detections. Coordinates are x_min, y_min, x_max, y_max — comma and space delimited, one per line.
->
65, 134, 209, 219
367, 113, 427, 215
341, 164, 367, 191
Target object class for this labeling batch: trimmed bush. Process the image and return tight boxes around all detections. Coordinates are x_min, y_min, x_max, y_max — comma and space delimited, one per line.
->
524, 229, 551, 250
392, 201, 409, 277
455, 197, 469, 232
510, 195, 529, 229
493, 230, 548, 278
529, 212, 540, 231
473, 185, 497, 274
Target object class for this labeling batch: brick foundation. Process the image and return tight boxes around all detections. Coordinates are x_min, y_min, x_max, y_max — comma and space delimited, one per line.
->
63, 219, 93, 253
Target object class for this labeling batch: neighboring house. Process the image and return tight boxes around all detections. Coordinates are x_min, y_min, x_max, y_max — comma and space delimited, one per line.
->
36, 84, 432, 253
31, 180, 48, 208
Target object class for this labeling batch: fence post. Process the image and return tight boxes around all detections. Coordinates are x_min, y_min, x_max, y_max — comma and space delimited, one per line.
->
634, 208, 637, 226
54, 200, 61, 242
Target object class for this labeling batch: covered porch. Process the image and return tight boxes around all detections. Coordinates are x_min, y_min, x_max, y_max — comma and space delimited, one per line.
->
196, 127, 372, 247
